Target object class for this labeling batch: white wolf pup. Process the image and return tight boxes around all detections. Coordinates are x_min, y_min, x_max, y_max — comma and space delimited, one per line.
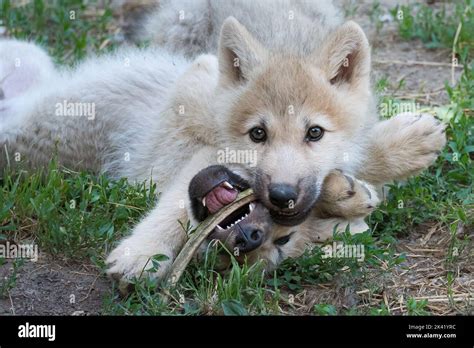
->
0, 1, 445, 283
140, 0, 343, 59
0, 41, 379, 279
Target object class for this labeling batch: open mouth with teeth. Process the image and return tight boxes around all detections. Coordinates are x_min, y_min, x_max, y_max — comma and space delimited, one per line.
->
201, 181, 263, 245
214, 202, 255, 232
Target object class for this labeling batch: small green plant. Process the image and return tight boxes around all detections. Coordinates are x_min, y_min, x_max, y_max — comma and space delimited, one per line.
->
391, 1, 474, 59
368, 1, 384, 34
0, 258, 24, 298
369, 303, 390, 316
406, 298, 429, 315
314, 303, 337, 316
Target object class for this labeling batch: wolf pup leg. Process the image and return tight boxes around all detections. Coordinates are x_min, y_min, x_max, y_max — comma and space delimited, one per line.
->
106, 146, 217, 284
306, 216, 370, 243
358, 112, 447, 185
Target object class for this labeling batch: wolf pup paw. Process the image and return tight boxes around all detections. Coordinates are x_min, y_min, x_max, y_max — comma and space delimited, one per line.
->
106, 233, 173, 290
316, 170, 380, 219
368, 112, 447, 181
394, 112, 446, 170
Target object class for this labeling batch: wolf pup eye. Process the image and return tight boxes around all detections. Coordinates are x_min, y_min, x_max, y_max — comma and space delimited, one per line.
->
274, 234, 291, 246
306, 126, 324, 142
249, 127, 267, 143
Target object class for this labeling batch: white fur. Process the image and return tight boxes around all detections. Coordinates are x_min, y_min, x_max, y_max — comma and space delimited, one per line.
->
0, 41, 197, 181
141, 0, 343, 58
0, 0, 446, 283
0, 40, 56, 132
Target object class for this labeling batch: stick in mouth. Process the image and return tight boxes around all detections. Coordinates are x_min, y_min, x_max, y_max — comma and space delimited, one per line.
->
165, 165, 272, 290
164, 189, 257, 288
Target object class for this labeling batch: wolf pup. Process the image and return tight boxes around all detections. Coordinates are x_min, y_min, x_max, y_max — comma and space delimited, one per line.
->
112, 5, 446, 281
0, 2, 445, 283
188, 164, 381, 271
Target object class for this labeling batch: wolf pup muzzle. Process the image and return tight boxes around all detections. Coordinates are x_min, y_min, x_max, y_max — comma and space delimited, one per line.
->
189, 165, 271, 254
255, 172, 321, 226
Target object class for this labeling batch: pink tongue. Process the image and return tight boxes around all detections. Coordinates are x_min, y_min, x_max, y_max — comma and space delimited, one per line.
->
206, 185, 238, 214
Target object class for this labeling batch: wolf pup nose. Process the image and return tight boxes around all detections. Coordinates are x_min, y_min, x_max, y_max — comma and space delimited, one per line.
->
268, 183, 298, 209
234, 225, 264, 253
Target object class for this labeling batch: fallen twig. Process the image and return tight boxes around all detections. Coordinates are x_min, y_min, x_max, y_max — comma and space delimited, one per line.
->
373, 59, 463, 68
164, 189, 256, 289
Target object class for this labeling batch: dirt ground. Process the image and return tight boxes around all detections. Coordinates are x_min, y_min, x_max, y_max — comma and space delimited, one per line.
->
292, 222, 474, 315
0, 0, 470, 315
353, 0, 462, 105
0, 255, 110, 315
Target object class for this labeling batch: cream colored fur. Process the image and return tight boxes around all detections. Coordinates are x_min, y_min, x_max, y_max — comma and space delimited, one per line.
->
140, 0, 342, 58
0, 2, 446, 283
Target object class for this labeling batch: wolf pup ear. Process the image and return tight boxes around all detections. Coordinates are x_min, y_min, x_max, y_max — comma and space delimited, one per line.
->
218, 17, 266, 86
320, 21, 371, 89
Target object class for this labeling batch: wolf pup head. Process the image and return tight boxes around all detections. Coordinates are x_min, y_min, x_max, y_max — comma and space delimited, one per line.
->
211, 17, 375, 226
188, 165, 310, 272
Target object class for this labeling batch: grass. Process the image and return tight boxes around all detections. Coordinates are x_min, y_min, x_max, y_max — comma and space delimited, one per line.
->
391, 0, 474, 58
0, 0, 473, 315
1, 160, 157, 262
0, 258, 23, 299
0, 0, 119, 65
